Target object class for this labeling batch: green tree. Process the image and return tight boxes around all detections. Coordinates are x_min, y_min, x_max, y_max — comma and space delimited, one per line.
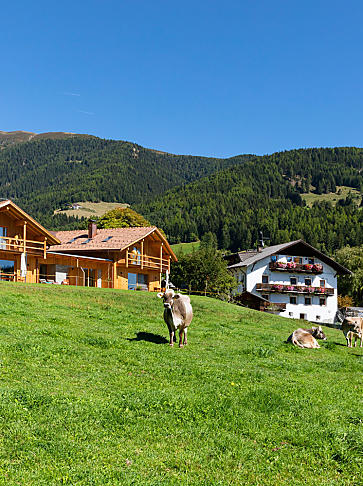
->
335, 245, 363, 305
171, 247, 236, 296
98, 207, 151, 228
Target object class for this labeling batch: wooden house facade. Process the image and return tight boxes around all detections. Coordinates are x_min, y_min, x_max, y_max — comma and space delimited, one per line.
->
0, 200, 176, 291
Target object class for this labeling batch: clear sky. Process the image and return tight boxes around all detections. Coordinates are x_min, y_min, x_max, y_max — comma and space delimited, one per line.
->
1, 0, 362, 158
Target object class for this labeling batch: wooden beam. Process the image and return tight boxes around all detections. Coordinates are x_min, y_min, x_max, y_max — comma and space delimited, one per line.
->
141, 239, 144, 269
126, 248, 129, 268
23, 222, 27, 253
43, 237, 47, 259
160, 243, 163, 271
113, 262, 117, 289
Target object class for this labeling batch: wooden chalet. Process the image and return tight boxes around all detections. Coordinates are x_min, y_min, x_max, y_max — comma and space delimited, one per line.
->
0, 200, 176, 291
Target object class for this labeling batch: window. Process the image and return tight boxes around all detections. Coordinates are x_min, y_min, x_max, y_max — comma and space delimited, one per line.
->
305, 297, 311, 305
286, 256, 292, 262
316, 315, 321, 321
305, 278, 312, 286
128, 273, 148, 290
102, 236, 113, 242
271, 255, 277, 262
290, 277, 297, 285
81, 238, 92, 245
262, 294, 269, 301
300, 313, 307, 320
290, 296, 297, 304
308, 258, 315, 264
289, 312, 294, 317
262, 275, 269, 284
320, 280, 326, 288
294, 257, 302, 264
0, 259, 14, 280
319, 298, 326, 306
0, 227, 7, 250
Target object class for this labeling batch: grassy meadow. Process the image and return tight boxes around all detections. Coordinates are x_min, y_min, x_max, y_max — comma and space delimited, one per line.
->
302, 186, 361, 208
54, 201, 129, 219
171, 241, 200, 255
0, 282, 361, 485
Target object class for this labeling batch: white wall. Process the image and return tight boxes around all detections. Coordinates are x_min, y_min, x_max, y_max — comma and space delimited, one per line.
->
232, 254, 338, 324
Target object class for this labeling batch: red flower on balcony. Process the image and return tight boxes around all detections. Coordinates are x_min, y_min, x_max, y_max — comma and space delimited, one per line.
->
304, 264, 313, 271
287, 285, 295, 291
312, 264, 323, 272
277, 262, 287, 269
286, 262, 296, 269
273, 284, 284, 291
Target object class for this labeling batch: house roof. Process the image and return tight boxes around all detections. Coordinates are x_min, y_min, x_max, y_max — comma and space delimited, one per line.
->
228, 239, 351, 275
49, 226, 177, 260
0, 199, 60, 245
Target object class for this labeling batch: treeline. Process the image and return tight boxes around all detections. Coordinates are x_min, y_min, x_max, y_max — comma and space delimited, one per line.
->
0, 136, 250, 227
137, 149, 363, 254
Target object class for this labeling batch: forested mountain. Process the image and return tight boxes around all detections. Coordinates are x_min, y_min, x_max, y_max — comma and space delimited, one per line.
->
0, 132, 361, 253
137, 148, 363, 254
0, 134, 252, 228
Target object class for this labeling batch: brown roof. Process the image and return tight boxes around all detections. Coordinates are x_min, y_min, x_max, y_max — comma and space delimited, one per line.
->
49, 226, 177, 260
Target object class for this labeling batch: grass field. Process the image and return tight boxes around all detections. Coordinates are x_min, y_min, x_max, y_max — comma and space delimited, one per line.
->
302, 186, 361, 208
0, 283, 361, 485
54, 201, 129, 219
171, 241, 200, 255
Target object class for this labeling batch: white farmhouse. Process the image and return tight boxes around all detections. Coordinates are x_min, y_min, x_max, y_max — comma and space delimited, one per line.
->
227, 240, 351, 324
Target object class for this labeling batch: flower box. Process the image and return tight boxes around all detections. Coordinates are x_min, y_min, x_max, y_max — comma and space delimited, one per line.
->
273, 284, 284, 291
277, 262, 287, 269
286, 262, 296, 269
312, 264, 323, 272
304, 264, 313, 271
286, 286, 295, 291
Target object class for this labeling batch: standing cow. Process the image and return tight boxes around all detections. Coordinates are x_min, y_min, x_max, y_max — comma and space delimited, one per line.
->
342, 317, 363, 347
157, 289, 193, 347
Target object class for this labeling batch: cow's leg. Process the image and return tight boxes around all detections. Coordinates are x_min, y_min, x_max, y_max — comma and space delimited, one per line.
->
183, 328, 188, 346
179, 329, 184, 348
169, 330, 175, 347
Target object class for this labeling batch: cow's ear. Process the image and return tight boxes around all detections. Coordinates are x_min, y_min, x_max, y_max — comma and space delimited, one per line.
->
157, 293, 164, 299
318, 326, 322, 331
311, 326, 317, 331
173, 293, 181, 299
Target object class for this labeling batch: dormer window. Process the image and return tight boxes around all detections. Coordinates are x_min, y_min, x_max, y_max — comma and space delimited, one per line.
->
81, 238, 92, 245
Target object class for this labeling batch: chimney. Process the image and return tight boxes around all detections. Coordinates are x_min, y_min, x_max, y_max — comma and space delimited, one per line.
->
88, 220, 97, 239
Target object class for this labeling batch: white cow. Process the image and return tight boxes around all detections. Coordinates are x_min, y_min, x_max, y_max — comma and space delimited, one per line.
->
287, 326, 327, 349
157, 289, 193, 347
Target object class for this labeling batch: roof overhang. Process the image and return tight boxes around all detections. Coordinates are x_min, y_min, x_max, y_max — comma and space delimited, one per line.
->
0, 200, 60, 245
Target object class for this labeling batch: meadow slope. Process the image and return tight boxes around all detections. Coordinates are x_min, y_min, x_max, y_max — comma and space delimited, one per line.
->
0, 283, 361, 485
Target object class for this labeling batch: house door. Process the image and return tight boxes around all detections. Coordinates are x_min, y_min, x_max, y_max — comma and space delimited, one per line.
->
128, 273, 137, 290
97, 270, 102, 288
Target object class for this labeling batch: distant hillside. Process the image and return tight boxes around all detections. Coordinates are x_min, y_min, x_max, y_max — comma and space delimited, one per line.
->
137, 148, 363, 253
0, 133, 252, 229
0, 130, 96, 148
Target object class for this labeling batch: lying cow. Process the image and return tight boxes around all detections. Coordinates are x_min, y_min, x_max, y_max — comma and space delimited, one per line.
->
157, 289, 193, 347
287, 326, 327, 349
342, 317, 363, 348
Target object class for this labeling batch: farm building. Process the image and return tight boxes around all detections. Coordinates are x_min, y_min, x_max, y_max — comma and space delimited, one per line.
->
0, 200, 176, 291
226, 240, 351, 324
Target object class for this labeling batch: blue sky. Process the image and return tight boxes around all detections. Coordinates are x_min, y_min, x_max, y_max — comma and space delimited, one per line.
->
1, 1, 362, 157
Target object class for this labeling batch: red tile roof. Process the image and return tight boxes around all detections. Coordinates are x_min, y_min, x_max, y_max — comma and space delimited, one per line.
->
49, 227, 158, 252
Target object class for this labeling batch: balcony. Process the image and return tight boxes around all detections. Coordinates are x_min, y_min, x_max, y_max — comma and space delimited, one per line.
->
269, 262, 323, 274
126, 252, 170, 273
256, 283, 334, 295
0, 236, 47, 256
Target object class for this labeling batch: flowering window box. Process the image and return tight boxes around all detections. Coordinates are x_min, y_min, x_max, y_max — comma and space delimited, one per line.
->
273, 284, 284, 291
286, 262, 296, 269
277, 262, 287, 269
286, 285, 295, 291
312, 264, 323, 272
304, 264, 313, 271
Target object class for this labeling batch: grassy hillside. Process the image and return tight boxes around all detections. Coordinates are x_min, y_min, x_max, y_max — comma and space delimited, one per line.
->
54, 201, 129, 219
302, 186, 361, 207
171, 240, 200, 255
0, 283, 361, 485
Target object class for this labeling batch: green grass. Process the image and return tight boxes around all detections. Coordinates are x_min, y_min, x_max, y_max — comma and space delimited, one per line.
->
0, 282, 361, 485
302, 185, 361, 207
171, 241, 200, 255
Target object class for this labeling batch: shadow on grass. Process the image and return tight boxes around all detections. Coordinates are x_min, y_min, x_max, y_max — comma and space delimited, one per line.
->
127, 332, 168, 344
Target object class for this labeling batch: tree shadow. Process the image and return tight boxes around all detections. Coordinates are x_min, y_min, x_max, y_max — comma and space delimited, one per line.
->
127, 332, 168, 344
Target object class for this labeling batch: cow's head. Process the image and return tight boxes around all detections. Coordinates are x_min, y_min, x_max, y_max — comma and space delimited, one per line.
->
157, 289, 180, 310
311, 326, 327, 340
344, 320, 362, 338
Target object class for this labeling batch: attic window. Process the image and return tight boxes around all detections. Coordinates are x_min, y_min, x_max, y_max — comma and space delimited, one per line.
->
81, 238, 92, 245
67, 235, 86, 244
102, 236, 113, 242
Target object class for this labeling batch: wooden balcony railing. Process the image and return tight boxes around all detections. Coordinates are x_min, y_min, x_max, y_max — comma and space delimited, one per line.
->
0, 236, 46, 256
269, 262, 323, 274
256, 283, 334, 295
261, 302, 287, 312
126, 252, 170, 272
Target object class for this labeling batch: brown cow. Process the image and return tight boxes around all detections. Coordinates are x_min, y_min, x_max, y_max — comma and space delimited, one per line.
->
342, 317, 363, 347
157, 289, 193, 347
287, 326, 327, 349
